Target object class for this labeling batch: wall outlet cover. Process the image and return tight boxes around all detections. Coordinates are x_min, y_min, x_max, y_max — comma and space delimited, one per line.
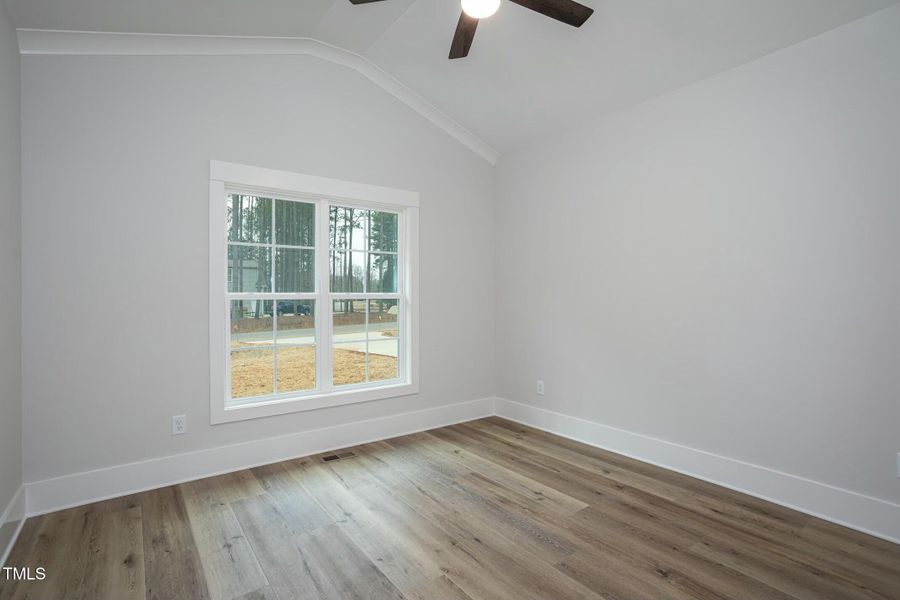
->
172, 415, 187, 435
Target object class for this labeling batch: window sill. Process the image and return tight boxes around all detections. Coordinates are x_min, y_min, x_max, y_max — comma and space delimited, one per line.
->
211, 381, 418, 424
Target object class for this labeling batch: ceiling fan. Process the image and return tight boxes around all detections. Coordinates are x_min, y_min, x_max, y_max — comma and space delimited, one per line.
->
349, 0, 594, 59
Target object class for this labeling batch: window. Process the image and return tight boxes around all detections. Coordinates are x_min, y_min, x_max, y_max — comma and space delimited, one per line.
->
209, 161, 419, 424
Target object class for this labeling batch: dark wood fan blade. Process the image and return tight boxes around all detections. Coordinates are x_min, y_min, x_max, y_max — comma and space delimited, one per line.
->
507, 0, 593, 27
349, 0, 388, 4
449, 12, 479, 59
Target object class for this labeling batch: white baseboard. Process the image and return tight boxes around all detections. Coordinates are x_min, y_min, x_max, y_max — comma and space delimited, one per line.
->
0, 486, 26, 567
20, 395, 900, 547
25, 397, 495, 517
495, 397, 900, 545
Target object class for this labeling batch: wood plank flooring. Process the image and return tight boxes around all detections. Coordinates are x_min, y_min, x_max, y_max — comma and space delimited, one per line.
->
2, 417, 899, 600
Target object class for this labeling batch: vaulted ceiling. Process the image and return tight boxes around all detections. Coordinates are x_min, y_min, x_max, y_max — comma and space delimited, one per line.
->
6, 0, 898, 154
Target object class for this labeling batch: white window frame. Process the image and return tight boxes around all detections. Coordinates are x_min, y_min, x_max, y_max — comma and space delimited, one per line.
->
209, 160, 419, 424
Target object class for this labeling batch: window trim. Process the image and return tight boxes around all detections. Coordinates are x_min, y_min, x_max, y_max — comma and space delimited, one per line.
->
209, 160, 419, 425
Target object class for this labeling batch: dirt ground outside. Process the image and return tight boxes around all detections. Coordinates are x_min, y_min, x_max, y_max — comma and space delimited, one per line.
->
230, 346, 398, 398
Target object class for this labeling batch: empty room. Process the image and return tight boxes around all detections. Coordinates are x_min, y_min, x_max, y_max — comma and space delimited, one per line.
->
1, 0, 899, 599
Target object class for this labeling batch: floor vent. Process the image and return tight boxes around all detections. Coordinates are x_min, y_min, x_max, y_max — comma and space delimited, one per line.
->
321, 450, 357, 462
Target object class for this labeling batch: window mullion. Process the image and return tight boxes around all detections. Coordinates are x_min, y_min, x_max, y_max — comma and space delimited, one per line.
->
397, 209, 406, 383
363, 211, 369, 383
317, 200, 333, 392
364, 299, 370, 383
271, 197, 278, 393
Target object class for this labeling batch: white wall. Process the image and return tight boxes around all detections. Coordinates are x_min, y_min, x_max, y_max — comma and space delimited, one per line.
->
0, 0, 23, 552
21, 53, 494, 483
496, 6, 900, 505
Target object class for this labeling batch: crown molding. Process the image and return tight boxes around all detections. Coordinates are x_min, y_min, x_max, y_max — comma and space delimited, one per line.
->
16, 28, 500, 165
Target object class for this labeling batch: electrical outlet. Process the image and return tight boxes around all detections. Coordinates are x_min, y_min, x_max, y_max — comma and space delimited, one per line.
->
172, 415, 187, 436
536, 379, 545, 396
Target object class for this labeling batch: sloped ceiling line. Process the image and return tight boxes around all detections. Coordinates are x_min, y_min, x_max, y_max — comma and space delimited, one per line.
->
16, 28, 500, 164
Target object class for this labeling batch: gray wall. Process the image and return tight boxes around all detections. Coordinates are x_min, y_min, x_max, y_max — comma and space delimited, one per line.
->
0, 0, 22, 541
21, 53, 495, 482
0, 0, 21, 507
495, 6, 900, 504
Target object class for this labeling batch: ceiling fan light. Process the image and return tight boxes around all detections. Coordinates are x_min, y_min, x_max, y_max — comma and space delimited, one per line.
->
461, 0, 500, 19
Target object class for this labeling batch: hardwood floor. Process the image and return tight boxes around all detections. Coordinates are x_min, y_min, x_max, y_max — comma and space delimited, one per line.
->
3, 417, 899, 600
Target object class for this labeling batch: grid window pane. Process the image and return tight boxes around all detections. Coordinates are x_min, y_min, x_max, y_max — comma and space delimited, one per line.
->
276, 199, 314, 247
367, 339, 398, 382
228, 245, 271, 293
275, 248, 315, 293
367, 253, 397, 293
330, 251, 365, 293
367, 299, 398, 339
330, 206, 367, 250
368, 211, 398, 252
333, 299, 366, 343
230, 348, 274, 399
277, 346, 316, 393
333, 343, 366, 386
230, 300, 273, 349
227, 195, 272, 243
276, 301, 315, 346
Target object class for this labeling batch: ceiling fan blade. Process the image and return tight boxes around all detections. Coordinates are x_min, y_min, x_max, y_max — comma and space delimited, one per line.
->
348, 0, 388, 4
507, 0, 594, 27
449, 12, 479, 59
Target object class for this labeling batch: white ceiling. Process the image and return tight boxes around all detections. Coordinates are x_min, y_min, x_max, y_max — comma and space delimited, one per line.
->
7, 0, 898, 154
